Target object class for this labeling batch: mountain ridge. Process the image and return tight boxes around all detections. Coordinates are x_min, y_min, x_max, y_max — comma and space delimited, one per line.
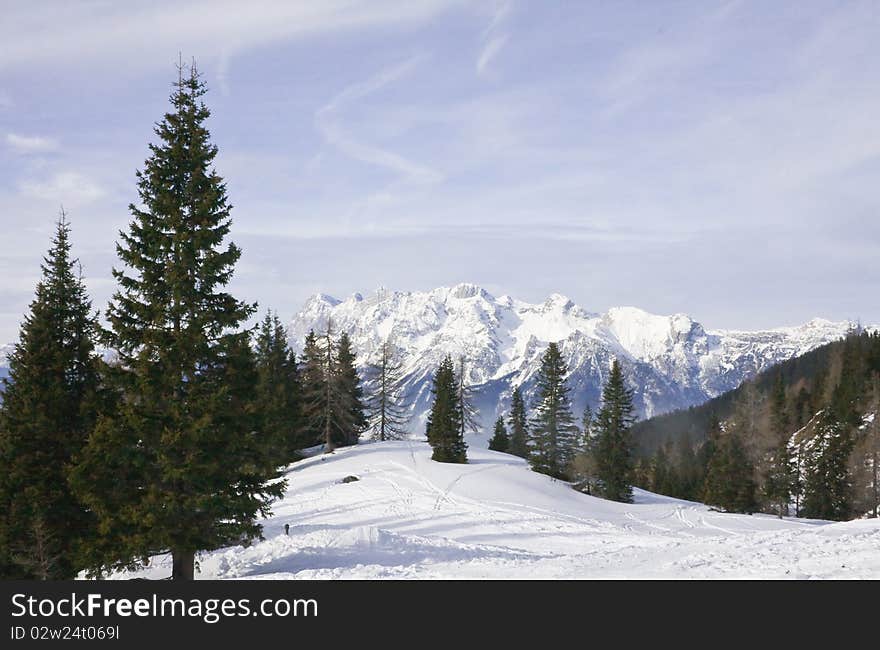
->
286, 284, 857, 434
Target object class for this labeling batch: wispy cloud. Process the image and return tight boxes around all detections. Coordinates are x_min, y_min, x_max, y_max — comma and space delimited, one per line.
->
19, 172, 105, 205
476, 0, 511, 76
477, 34, 508, 76
0, 0, 460, 73
6, 133, 58, 154
316, 56, 443, 185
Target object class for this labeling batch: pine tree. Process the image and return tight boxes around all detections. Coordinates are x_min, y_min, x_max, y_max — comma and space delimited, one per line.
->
488, 416, 510, 452
68, 63, 284, 580
425, 356, 467, 463
298, 329, 324, 448
528, 343, 579, 479
651, 444, 671, 495
703, 430, 757, 513
255, 311, 302, 463
802, 409, 854, 520
366, 339, 410, 441
336, 332, 367, 447
764, 374, 793, 517
507, 387, 529, 458
0, 213, 100, 579
594, 360, 636, 502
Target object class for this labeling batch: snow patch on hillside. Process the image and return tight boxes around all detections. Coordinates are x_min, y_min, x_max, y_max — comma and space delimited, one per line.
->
112, 441, 880, 580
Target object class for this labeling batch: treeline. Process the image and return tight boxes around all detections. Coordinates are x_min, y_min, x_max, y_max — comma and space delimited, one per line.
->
0, 64, 407, 580
430, 342, 640, 504
632, 332, 880, 521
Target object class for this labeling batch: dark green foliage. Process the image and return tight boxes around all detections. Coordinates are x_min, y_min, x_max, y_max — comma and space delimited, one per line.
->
764, 375, 793, 516
68, 64, 284, 580
631, 336, 848, 454
703, 429, 757, 513
336, 332, 367, 446
488, 416, 509, 452
763, 439, 793, 517
255, 311, 302, 463
635, 331, 880, 521
0, 214, 100, 579
594, 360, 636, 502
802, 409, 854, 520
298, 329, 324, 447
507, 387, 529, 458
425, 356, 467, 463
528, 343, 579, 479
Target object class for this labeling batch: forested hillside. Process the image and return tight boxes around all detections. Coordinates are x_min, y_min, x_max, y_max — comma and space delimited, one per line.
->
632, 331, 880, 521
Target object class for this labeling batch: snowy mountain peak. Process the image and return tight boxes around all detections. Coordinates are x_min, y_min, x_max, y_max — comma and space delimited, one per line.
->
543, 292, 574, 310
285, 286, 856, 430
446, 282, 489, 300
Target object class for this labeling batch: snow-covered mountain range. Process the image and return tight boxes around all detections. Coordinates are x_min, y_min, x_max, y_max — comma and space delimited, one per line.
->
0, 285, 856, 430
288, 284, 855, 432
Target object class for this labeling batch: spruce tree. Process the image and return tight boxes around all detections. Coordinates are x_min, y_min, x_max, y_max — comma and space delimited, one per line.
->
594, 360, 636, 502
298, 329, 324, 447
69, 63, 284, 580
336, 332, 367, 447
802, 409, 854, 520
764, 374, 793, 517
365, 339, 410, 441
0, 213, 100, 579
425, 356, 467, 463
507, 387, 529, 458
488, 416, 510, 452
703, 430, 757, 513
255, 311, 302, 463
528, 343, 579, 479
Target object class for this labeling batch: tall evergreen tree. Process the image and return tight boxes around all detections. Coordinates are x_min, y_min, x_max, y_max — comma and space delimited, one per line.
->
0, 213, 100, 579
507, 387, 529, 459
703, 431, 757, 513
594, 360, 636, 502
764, 374, 793, 517
336, 332, 367, 447
69, 63, 283, 580
365, 339, 410, 441
802, 409, 854, 520
425, 356, 467, 463
298, 329, 324, 447
488, 416, 509, 452
255, 311, 301, 463
528, 343, 579, 479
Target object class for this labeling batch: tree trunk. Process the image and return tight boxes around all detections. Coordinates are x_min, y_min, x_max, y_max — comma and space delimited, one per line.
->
171, 550, 195, 580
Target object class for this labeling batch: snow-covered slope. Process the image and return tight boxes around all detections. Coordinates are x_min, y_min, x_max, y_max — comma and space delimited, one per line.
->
116, 441, 880, 579
287, 285, 854, 430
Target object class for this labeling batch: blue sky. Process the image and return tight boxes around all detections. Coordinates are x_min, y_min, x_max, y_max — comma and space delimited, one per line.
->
1, 0, 879, 341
